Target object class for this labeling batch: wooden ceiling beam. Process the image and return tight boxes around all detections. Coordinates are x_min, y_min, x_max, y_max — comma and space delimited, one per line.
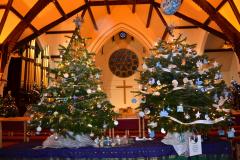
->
146, 3, 154, 28
85, 0, 98, 30
204, 0, 227, 25
88, 0, 151, 6
3, 0, 51, 50
0, 5, 6, 9
161, 28, 168, 40
174, 11, 227, 40
53, 0, 66, 17
46, 30, 75, 34
153, 4, 168, 27
174, 26, 199, 29
105, 0, 111, 14
0, 0, 13, 35
192, 0, 240, 62
132, 0, 136, 13
81, 7, 87, 18
227, 0, 240, 24
16, 5, 87, 48
10, 7, 39, 33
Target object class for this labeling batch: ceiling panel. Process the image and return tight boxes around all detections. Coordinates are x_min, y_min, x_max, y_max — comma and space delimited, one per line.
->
31, 3, 61, 30
178, 0, 209, 23
0, 11, 20, 43
0, 0, 8, 5
209, 21, 222, 32
233, 0, 240, 13
163, 14, 193, 26
0, 9, 4, 22
12, 0, 38, 16
134, 4, 148, 26
58, 0, 85, 14
207, 0, 222, 8
151, 6, 166, 39
219, 2, 240, 32
18, 27, 33, 41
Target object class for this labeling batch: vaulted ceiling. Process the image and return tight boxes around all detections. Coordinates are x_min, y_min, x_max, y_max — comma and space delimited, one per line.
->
0, 0, 239, 55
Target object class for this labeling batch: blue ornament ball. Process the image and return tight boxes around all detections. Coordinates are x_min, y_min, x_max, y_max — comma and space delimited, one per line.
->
131, 98, 137, 104
161, 0, 182, 15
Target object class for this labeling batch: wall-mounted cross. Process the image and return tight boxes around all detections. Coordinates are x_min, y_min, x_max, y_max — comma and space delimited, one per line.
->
116, 80, 133, 104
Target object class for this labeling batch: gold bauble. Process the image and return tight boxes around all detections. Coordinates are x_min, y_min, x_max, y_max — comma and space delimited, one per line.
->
48, 98, 55, 103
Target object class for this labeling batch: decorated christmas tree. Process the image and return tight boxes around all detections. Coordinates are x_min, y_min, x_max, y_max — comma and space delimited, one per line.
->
30, 17, 116, 140
137, 35, 231, 134
0, 91, 19, 117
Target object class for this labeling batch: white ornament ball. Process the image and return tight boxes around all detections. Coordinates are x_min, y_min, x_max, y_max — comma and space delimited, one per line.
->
103, 123, 108, 129
87, 89, 92, 94
185, 113, 190, 119
172, 80, 178, 88
139, 111, 145, 117
88, 124, 93, 128
54, 135, 59, 140
161, 128, 166, 134
183, 77, 189, 84
97, 103, 101, 108
63, 73, 69, 78
157, 80, 161, 85
90, 132, 94, 137
153, 91, 160, 96
144, 108, 151, 114
36, 126, 42, 132
114, 120, 119, 126
53, 111, 59, 116
149, 121, 158, 128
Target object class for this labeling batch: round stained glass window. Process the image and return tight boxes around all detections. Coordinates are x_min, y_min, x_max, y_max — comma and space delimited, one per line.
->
109, 49, 139, 78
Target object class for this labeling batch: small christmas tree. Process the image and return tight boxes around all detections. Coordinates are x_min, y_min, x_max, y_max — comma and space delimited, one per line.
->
30, 17, 116, 139
137, 35, 231, 134
0, 91, 19, 117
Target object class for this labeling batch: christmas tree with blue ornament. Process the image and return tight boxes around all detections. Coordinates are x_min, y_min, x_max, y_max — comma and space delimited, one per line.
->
137, 35, 232, 135
29, 17, 116, 147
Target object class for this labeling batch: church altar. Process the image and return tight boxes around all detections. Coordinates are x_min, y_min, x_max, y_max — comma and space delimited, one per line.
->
0, 139, 231, 160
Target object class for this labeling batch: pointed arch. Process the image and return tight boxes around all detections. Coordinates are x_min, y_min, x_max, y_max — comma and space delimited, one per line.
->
88, 23, 154, 53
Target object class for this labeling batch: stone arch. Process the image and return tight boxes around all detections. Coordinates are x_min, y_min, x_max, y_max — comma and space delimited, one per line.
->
88, 23, 154, 53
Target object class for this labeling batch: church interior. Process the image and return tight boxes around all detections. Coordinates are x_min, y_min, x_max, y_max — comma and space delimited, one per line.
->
0, 0, 240, 159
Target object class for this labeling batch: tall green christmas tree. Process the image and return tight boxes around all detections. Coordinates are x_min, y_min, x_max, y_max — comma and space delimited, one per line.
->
30, 17, 116, 137
137, 35, 231, 134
